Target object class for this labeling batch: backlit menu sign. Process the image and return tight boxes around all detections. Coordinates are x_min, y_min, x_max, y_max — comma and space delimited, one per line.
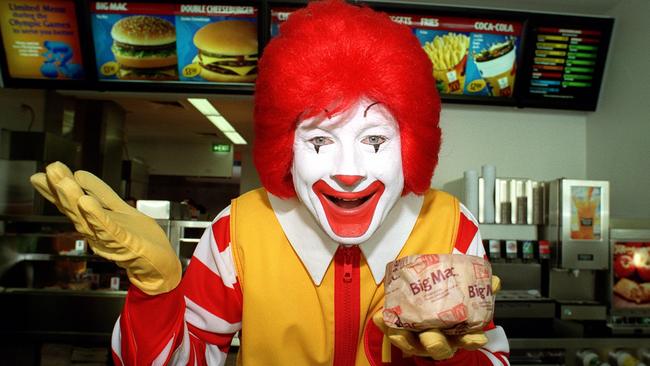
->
392, 14, 522, 98
271, 9, 523, 99
0, 0, 84, 80
612, 242, 650, 314
270, 7, 295, 37
521, 20, 613, 110
90, 2, 257, 84
531, 28, 602, 97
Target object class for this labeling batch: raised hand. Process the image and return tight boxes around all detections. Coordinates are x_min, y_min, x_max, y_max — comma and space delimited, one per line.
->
30, 162, 181, 295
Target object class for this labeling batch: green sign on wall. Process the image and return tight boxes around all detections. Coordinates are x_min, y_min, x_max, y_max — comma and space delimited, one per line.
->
212, 144, 231, 153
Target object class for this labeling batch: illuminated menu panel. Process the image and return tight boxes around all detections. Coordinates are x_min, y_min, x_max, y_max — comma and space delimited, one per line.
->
393, 14, 522, 98
90, 2, 257, 84
270, 7, 295, 37
0, 0, 84, 80
271, 8, 523, 99
529, 27, 602, 98
612, 242, 650, 313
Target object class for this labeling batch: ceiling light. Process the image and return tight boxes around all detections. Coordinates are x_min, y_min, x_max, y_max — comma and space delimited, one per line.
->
187, 98, 220, 116
207, 115, 235, 132
224, 131, 247, 145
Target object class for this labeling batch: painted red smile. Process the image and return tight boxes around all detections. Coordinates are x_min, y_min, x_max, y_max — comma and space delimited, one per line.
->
312, 180, 385, 238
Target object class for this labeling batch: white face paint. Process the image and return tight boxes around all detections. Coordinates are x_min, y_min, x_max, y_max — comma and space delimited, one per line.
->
291, 99, 404, 245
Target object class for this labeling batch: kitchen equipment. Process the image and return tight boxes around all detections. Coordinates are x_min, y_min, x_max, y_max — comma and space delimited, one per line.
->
544, 179, 610, 270
542, 179, 610, 319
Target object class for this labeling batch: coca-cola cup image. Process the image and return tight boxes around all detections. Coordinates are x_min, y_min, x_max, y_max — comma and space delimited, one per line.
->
383, 254, 495, 335
473, 39, 516, 97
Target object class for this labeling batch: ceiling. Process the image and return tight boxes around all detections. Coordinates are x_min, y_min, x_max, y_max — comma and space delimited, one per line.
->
66, 91, 255, 150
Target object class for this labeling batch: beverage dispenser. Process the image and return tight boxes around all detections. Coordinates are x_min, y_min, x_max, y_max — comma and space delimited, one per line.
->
543, 179, 610, 319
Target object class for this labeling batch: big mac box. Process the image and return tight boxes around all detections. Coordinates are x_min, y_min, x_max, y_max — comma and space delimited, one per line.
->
383, 254, 495, 335
192, 20, 258, 83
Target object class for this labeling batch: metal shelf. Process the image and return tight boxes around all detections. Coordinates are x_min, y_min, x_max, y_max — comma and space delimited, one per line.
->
0, 215, 71, 224
480, 224, 538, 241
1, 287, 127, 297
179, 238, 200, 243
510, 338, 650, 366
16, 253, 109, 262
1, 233, 73, 237
610, 228, 650, 241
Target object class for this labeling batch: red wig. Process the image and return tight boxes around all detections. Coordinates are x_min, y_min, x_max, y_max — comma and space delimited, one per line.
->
254, 0, 441, 198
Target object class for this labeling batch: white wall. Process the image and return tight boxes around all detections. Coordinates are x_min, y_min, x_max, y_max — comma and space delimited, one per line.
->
586, 0, 650, 219
238, 103, 589, 197
128, 140, 233, 178
434, 104, 587, 191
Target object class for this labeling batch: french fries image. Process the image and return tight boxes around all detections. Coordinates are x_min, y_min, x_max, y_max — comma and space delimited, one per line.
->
423, 33, 470, 71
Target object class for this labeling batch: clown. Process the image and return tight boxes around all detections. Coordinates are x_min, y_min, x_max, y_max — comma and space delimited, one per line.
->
30, 1, 509, 365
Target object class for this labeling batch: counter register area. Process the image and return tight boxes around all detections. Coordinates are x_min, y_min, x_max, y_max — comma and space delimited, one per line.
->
0, 0, 648, 365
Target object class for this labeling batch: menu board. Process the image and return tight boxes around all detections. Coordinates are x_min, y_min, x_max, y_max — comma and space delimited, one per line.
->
270, 7, 294, 37
271, 9, 523, 99
521, 19, 613, 110
391, 14, 522, 98
612, 242, 650, 313
90, 2, 257, 83
0, 0, 84, 80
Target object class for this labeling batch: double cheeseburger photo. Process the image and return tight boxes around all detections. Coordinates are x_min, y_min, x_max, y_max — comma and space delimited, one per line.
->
192, 20, 258, 83
110, 15, 178, 80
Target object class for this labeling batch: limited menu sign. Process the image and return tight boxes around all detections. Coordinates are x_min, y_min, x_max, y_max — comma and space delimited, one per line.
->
90, 2, 257, 83
392, 14, 522, 98
0, 0, 84, 80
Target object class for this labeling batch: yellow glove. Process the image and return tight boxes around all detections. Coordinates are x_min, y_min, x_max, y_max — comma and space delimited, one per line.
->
373, 275, 501, 361
30, 161, 181, 295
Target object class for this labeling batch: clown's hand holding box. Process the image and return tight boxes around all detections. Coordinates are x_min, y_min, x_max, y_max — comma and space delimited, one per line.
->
30, 1, 509, 365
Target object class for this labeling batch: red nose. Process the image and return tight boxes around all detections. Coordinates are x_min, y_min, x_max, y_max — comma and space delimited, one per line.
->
333, 175, 364, 186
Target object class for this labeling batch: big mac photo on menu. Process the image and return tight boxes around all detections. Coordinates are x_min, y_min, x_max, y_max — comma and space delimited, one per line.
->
90, 2, 178, 81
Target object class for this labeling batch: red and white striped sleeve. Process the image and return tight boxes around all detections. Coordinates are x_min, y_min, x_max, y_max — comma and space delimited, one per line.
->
111, 206, 242, 366
440, 203, 510, 366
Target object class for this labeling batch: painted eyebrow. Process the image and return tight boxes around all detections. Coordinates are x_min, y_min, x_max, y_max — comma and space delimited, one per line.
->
363, 102, 381, 118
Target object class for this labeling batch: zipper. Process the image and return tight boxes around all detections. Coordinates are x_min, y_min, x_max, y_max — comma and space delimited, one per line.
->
333, 245, 361, 366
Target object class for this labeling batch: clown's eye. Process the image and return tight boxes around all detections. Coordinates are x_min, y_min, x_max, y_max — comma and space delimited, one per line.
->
309, 136, 334, 153
361, 135, 387, 153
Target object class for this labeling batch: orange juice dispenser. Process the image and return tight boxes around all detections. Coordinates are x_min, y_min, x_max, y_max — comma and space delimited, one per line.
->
543, 179, 610, 319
